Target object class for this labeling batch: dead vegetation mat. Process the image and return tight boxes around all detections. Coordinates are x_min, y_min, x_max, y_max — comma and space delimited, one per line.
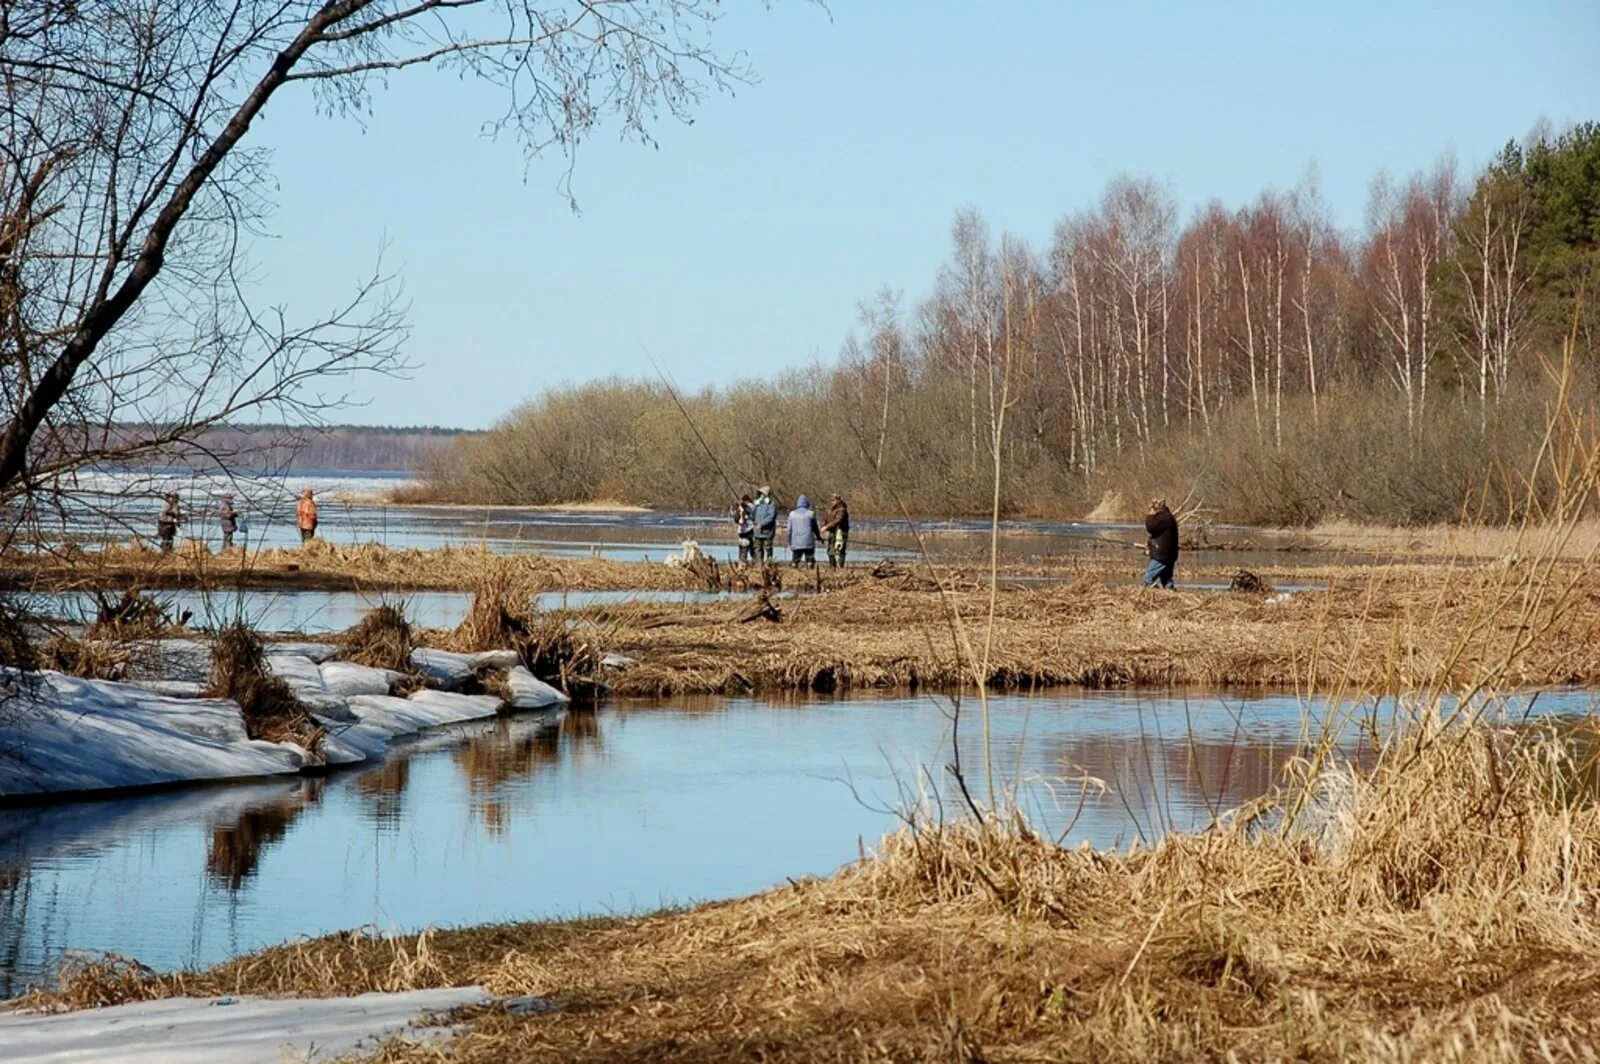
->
1, 541, 713, 593
25, 718, 1600, 1062
593, 566, 1600, 696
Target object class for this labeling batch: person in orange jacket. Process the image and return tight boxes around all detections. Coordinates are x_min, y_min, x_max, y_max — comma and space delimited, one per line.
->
296, 488, 319, 545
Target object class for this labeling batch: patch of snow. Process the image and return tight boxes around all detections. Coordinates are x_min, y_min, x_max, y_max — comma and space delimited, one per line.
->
0, 985, 493, 1063
468, 649, 521, 671
265, 640, 341, 664
319, 661, 400, 698
124, 679, 205, 699
409, 648, 475, 689
318, 719, 393, 766
505, 666, 568, 710
407, 689, 503, 720
346, 692, 500, 737
0, 672, 303, 798
601, 653, 638, 670
265, 654, 351, 721
125, 638, 213, 685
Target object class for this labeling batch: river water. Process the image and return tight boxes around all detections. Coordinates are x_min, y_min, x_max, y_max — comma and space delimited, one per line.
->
3, 686, 1593, 997
25, 469, 1347, 571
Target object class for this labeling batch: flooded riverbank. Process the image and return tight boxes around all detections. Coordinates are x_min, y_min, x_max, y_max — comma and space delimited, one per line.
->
4, 686, 1593, 997
30, 470, 1325, 568
21, 587, 753, 635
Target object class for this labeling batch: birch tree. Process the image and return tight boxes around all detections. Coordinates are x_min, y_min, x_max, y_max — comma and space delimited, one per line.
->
0, 0, 764, 512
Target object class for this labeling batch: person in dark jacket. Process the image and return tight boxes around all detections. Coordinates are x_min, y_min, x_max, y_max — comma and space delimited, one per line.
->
733, 494, 755, 563
820, 493, 850, 568
750, 486, 778, 566
157, 492, 182, 552
218, 495, 239, 550
786, 494, 821, 569
1143, 498, 1179, 589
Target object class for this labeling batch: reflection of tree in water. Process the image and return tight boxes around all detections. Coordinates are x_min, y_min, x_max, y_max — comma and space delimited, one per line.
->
557, 709, 603, 755
453, 711, 600, 835
354, 757, 412, 828
1040, 731, 1297, 841
205, 784, 321, 891
0, 866, 29, 998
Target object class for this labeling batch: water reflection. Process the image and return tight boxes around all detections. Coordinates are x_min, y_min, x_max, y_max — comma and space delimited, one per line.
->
206, 797, 308, 891
354, 759, 411, 829
1, 688, 1593, 996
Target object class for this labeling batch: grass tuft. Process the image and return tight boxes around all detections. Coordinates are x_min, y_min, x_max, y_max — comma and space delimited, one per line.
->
206, 621, 323, 752
341, 602, 414, 672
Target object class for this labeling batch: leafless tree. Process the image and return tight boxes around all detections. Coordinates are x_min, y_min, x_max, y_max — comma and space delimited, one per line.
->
0, 0, 763, 526
1450, 164, 1533, 425
1363, 156, 1461, 437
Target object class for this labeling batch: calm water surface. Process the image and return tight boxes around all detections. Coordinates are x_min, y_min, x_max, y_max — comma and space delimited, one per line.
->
3, 687, 1594, 997
25, 588, 752, 634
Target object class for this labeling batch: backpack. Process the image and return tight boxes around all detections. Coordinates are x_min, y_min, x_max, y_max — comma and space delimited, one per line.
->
752, 497, 777, 535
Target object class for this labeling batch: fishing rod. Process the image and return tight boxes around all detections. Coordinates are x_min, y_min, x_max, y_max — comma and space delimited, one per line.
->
642, 346, 745, 508
641, 348, 995, 557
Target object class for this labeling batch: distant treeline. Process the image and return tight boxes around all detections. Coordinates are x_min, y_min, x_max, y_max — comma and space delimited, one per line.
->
196, 424, 476, 473
411, 124, 1600, 525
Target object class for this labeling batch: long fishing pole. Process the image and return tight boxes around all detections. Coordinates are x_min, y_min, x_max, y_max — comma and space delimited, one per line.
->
642, 346, 744, 507
643, 348, 951, 557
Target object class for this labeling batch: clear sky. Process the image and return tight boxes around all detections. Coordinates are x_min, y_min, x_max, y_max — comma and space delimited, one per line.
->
247, 0, 1599, 428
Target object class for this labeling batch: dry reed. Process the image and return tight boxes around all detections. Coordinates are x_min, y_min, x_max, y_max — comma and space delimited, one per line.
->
582, 566, 1600, 697
341, 602, 414, 672
205, 621, 324, 752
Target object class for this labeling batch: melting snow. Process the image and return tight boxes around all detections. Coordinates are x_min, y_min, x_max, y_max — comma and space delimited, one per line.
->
0, 986, 494, 1063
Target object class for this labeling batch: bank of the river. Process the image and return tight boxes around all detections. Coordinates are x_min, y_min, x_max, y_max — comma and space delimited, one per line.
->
15, 707, 1600, 1062
7, 545, 1599, 697
0, 536, 1439, 596
1, 542, 707, 593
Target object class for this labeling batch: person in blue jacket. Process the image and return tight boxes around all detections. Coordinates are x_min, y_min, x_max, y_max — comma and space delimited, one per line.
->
786, 494, 821, 569
749, 485, 778, 566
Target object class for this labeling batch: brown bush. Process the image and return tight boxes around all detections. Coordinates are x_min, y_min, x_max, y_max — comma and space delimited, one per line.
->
341, 602, 413, 672
206, 621, 323, 752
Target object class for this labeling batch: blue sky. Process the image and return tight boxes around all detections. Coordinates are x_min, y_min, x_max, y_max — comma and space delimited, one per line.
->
248, 1, 1599, 428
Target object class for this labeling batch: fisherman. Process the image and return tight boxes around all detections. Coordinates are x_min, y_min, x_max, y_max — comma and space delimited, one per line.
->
750, 485, 778, 565
819, 493, 850, 569
218, 495, 239, 550
157, 492, 182, 553
1143, 497, 1179, 589
733, 493, 755, 564
296, 488, 319, 545
786, 494, 821, 569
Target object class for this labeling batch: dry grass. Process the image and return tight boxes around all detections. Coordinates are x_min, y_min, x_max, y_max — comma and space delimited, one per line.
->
205, 621, 324, 752
341, 602, 415, 672
569, 564, 1600, 697
0, 540, 711, 593
451, 558, 536, 653
435, 560, 608, 695
1303, 517, 1600, 561
0, 598, 36, 671
34, 634, 133, 681
1085, 489, 1134, 522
